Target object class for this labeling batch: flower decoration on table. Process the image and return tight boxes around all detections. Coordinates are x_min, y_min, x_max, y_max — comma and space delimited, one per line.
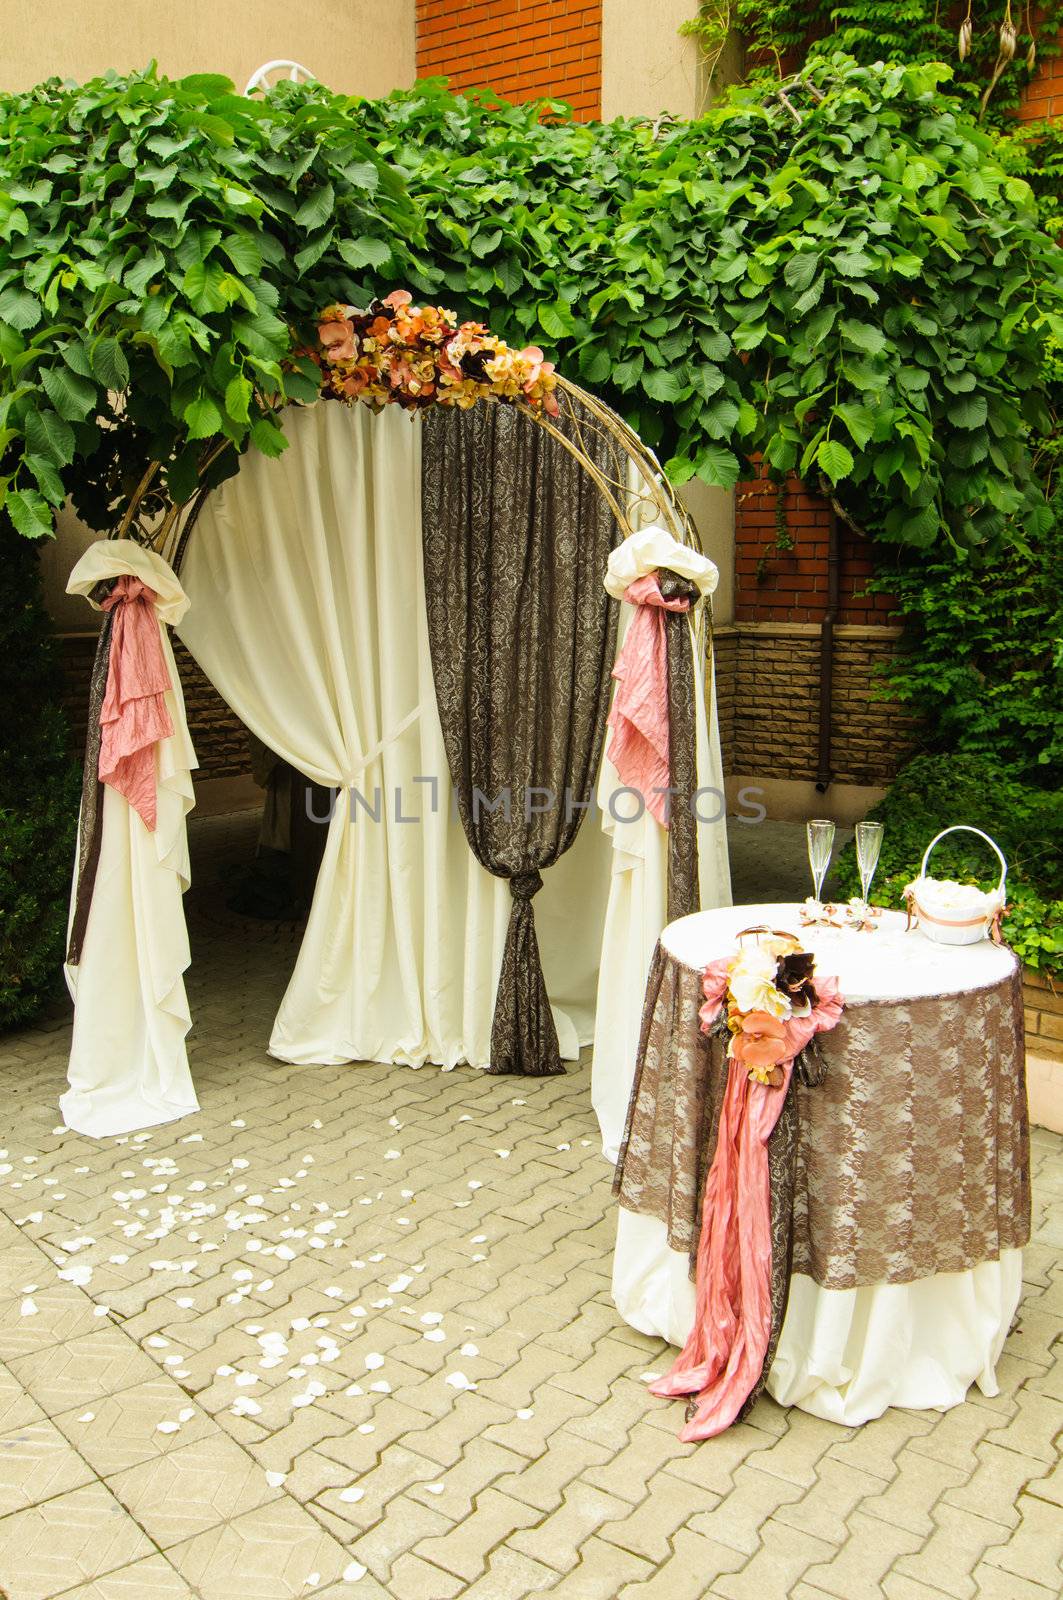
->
699, 933, 836, 1088
311, 290, 560, 415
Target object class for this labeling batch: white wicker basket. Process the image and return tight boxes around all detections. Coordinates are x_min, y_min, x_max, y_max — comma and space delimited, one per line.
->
905, 826, 1007, 946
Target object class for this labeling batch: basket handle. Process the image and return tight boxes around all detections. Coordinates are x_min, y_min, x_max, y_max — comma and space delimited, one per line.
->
919, 825, 1007, 899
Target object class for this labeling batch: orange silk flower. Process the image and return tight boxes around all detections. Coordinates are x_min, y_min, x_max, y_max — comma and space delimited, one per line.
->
729, 1011, 788, 1082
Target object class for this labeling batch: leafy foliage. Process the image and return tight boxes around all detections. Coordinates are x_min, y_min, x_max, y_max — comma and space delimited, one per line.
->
0, 57, 1059, 554
832, 754, 1063, 976
354, 58, 1062, 550
687, 1, 1063, 124
869, 514, 1063, 778
0, 530, 79, 1028
0, 65, 420, 532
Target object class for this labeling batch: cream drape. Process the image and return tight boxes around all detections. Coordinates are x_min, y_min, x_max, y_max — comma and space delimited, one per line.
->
62, 541, 200, 1138
614, 1210, 1023, 1424
177, 402, 611, 1068
591, 502, 732, 1159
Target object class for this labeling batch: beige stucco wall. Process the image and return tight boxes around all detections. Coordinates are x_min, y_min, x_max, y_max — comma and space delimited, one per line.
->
0, 0, 415, 97
601, 0, 705, 120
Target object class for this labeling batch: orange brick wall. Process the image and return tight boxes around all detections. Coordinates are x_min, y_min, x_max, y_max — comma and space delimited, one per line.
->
415, 0, 602, 119
1019, 39, 1063, 120
734, 473, 897, 627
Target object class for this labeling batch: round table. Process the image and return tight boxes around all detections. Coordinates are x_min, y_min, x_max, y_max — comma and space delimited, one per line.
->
611, 902, 1031, 1424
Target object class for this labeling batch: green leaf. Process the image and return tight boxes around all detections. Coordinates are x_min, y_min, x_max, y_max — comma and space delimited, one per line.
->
950, 393, 988, 430
642, 368, 684, 403
694, 444, 740, 490
665, 454, 696, 486
784, 252, 819, 292
294, 182, 335, 231
224, 374, 252, 424
0, 286, 41, 331
537, 300, 576, 340
839, 319, 886, 356
24, 408, 74, 466
90, 337, 130, 391
337, 236, 391, 270
25, 452, 65, 506
817, 438, 855, 484
7, 486, 53, 538
835, 403, 875, 450
40, 365, 97, 422
250, 413, 289, 458
183, 394, 224, 440
221, 234, 262, 277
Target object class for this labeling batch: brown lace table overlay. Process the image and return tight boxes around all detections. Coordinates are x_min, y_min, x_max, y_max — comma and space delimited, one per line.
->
614, 947, 1030, 1291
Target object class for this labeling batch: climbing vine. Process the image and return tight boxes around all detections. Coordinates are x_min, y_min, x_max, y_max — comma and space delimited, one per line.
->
0, 55, 1060, 553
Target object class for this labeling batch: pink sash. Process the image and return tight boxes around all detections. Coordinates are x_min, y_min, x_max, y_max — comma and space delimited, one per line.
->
606, 574, 690, 826
98, 575, 174, 830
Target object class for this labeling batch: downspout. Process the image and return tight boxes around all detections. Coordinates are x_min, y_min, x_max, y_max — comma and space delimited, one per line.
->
815, 506, 839, 793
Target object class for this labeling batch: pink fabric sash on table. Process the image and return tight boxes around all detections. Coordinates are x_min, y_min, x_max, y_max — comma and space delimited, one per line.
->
98, 575, 174, 831
606, 573, 690, 827
651, 961, 843, 1440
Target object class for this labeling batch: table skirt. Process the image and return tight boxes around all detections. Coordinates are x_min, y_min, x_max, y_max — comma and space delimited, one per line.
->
614, 1209, 1023, 1425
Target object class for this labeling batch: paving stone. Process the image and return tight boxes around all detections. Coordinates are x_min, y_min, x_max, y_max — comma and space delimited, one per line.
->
106, 1429, 280, 1546
978, 1494, 1063, 1589
510, 1479, 630, 1571
800, 1509, 926, 1600
689, 1462, 806, 1556
859, 1445, 969, 1538
9, 1325, 161, 1414
415, 1486, 543, 1581
0, 1417, 94, 1514
36, 1553, 196, 1599
615, 1526, 746, 1598
0, 1481, 154, 1599
0, 1360, 45, 1433
540, 1534, 653, 1598
167, 1497, 352, 1597
598, 1475, 709, 1563
385, 1553, 468, 1600
713, 1519, 836, 1599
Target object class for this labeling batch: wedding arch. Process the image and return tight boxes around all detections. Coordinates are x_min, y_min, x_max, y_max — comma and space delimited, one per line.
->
60, 294, 731, 1139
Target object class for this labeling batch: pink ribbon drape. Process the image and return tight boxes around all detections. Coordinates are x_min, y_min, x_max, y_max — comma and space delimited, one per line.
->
98, 575, 174, 831
606, 573, 690, 827
650, 961, 843, 1440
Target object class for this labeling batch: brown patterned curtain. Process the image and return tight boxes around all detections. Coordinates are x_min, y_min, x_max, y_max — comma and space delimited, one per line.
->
420, 398, 621, 1075
658, 572, 700, 924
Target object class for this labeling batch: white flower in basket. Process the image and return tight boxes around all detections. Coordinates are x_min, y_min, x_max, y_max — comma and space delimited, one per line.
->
904, 826, 1007, 946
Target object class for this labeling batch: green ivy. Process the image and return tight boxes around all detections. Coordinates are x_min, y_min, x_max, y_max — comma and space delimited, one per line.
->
0, 56, 1059, 554
0, 65, 421, 533
687, 1, 1063, 124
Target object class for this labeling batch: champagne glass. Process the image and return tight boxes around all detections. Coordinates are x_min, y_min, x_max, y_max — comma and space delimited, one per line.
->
855, 821, 884, 909
806, 819, 836, 912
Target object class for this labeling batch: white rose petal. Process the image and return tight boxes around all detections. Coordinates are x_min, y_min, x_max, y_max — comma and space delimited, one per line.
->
19, 1298, 37, 1317
343, 1561, 368, 1582
364, 1352, 385, 1370
266, 1470, 287, 1488
445, 1372, 476, 1391
339, 1485, 365, 1503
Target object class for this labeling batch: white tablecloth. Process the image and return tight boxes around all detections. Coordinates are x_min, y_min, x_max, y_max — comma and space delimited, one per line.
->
613, 902, 1025, 1424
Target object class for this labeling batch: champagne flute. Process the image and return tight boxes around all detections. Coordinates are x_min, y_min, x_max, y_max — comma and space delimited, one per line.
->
806, 819, 836, 911
855, 821, 884, 909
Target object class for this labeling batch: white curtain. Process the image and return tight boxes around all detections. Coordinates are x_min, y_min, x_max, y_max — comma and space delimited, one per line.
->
177, 402, 612, 1069
591, 496, 732, 1159
62, 541, 200, 1138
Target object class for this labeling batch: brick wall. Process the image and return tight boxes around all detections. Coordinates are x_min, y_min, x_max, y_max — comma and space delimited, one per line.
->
734, 471, 897, 627
1019, 34, 1063, 120
415, 0, 602, 118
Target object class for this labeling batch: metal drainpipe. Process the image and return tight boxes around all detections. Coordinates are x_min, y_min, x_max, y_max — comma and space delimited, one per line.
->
815, 507, 839, 794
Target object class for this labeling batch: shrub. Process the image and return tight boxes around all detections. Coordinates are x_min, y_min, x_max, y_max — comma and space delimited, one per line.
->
0, 529, 79, 1028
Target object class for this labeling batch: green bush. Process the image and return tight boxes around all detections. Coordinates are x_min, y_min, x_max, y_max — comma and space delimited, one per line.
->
834, 754, 1063, 977
0, 529, 79, 1029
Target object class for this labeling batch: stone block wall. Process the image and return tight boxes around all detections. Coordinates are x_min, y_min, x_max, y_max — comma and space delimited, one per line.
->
711, 620, 917, 789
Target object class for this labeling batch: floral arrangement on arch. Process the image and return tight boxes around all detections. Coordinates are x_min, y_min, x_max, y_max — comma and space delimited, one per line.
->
699, 932, 843, 1087
313, 290, 559, 415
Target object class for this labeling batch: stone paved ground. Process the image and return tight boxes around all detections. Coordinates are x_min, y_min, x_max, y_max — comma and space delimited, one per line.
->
0, 813, 1060, 1600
